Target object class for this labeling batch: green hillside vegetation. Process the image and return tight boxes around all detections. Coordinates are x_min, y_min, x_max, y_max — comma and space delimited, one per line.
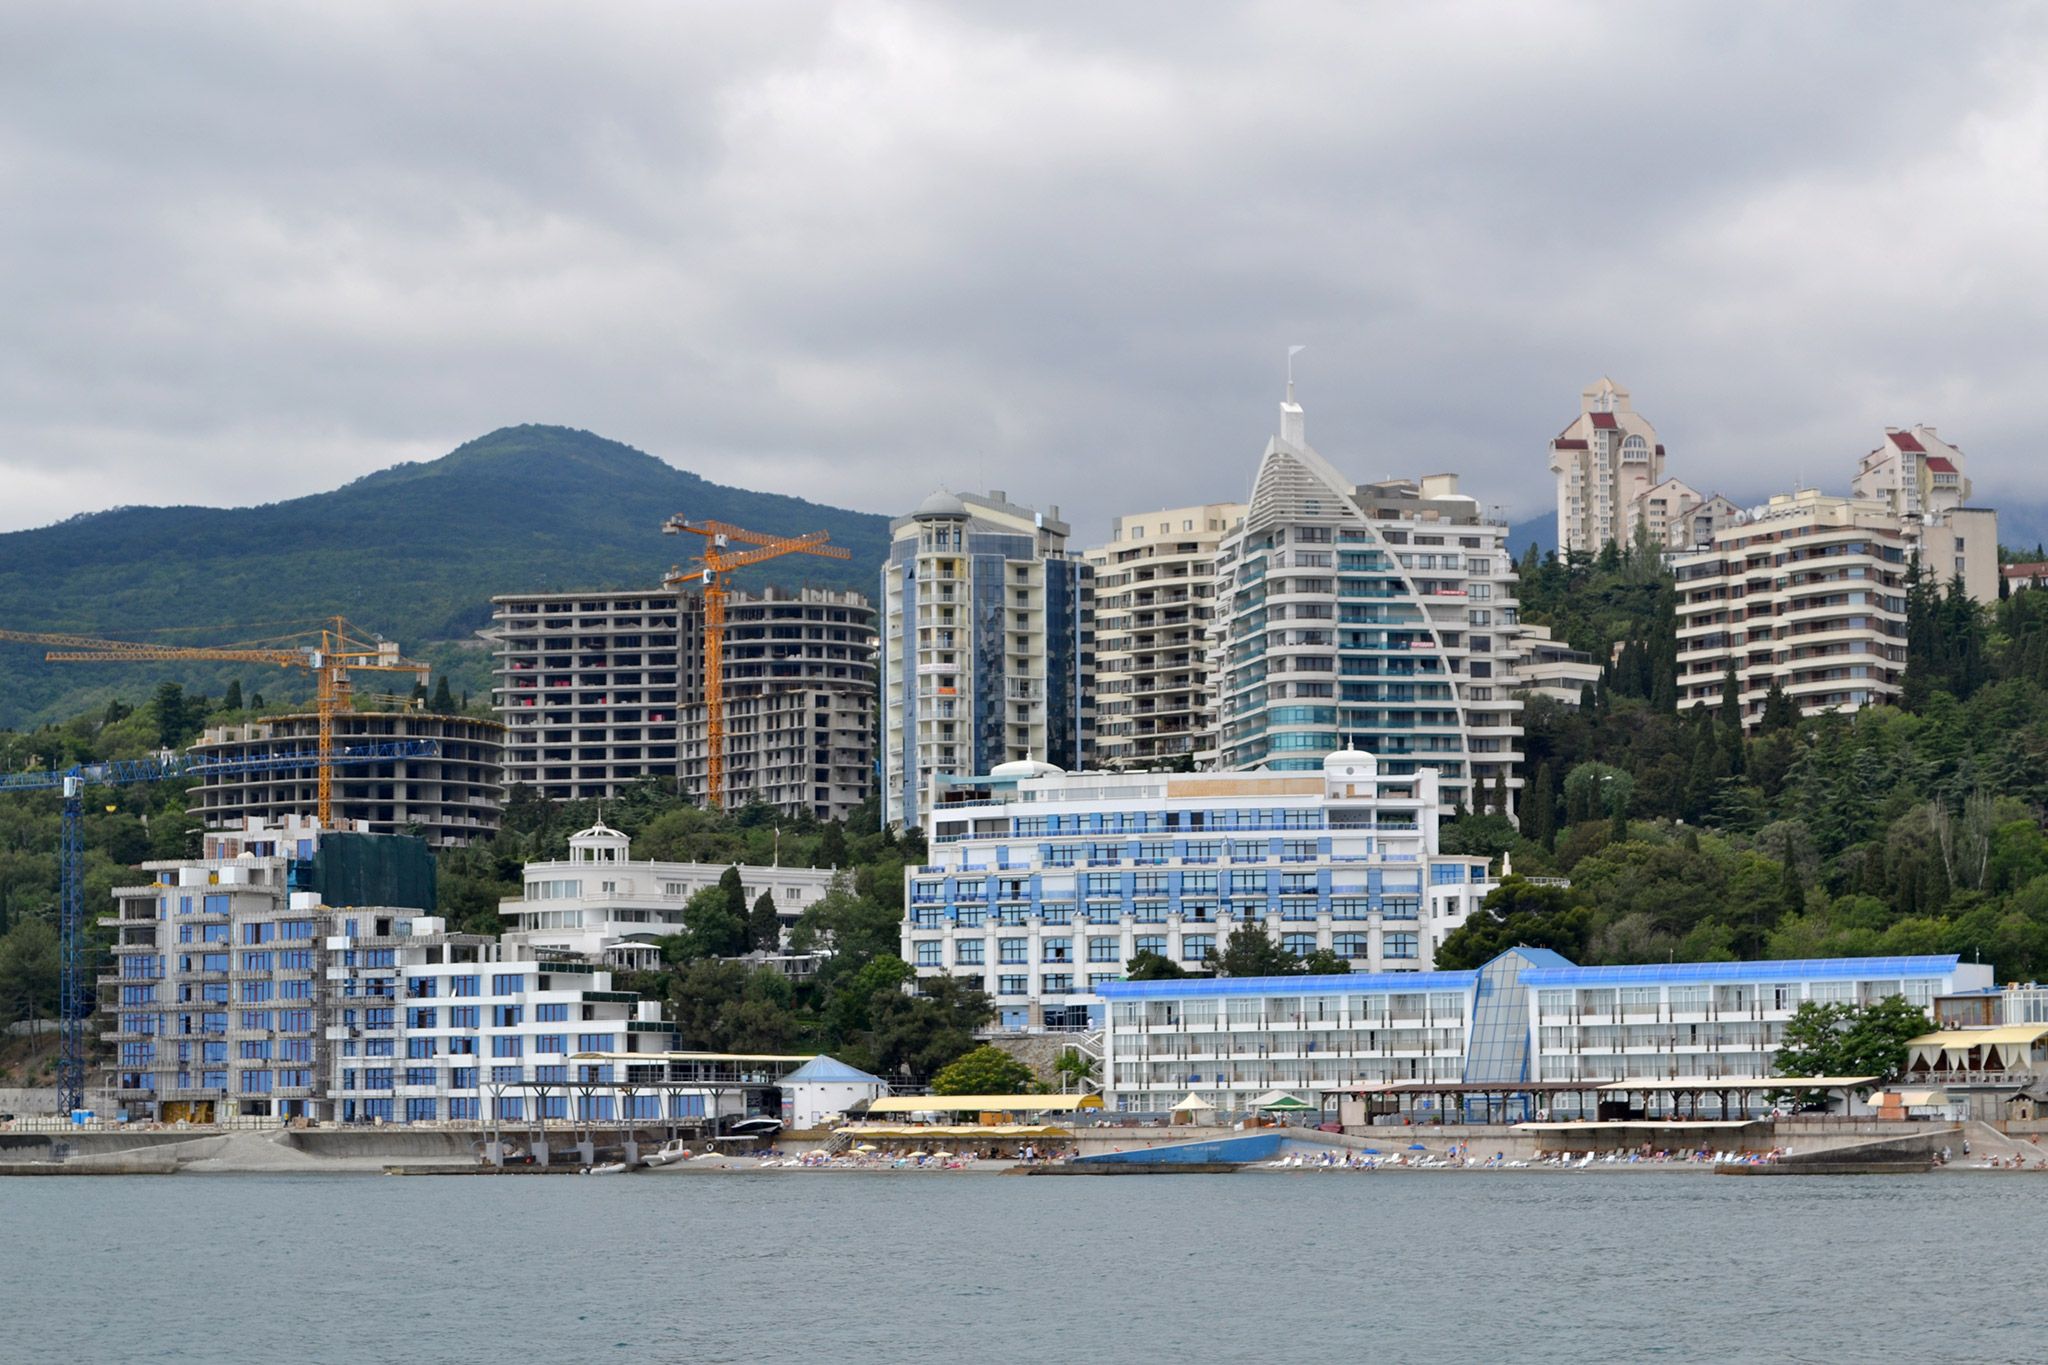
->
1438, 545, 2048, 983
0, 425, 889, 728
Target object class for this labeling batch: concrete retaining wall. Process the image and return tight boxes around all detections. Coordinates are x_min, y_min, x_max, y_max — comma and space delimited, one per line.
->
0, 1089, 63, 1116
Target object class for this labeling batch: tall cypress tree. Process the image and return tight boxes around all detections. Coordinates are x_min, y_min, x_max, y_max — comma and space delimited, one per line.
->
1526, 762, 1556, 850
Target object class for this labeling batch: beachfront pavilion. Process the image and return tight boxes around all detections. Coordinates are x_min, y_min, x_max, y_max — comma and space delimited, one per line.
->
1099, 948, 1993, 1117
482, 1051, 817, 1163
835, 1095, 1105, 1157
1903, 1025, 2048, 1120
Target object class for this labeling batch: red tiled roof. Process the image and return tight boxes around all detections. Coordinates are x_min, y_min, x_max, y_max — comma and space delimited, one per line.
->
1925, 456, 1958, 473
1590, 412, 1619, 429
1553, 438, 1588, 450
2004, 562, 2048, 578
1891, 431, 1925, 453
1655, 444, 1665, 455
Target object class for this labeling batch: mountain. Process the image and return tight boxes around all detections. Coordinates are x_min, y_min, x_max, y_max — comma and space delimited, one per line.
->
0, 425, 891, 728
1506, 514, 1556, 560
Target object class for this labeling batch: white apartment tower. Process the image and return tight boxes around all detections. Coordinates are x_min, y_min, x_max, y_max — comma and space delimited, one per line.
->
880, 491, 1094, 831
1549, 378, 1666, 556
1087, 502, 1245, 770
1215, 386, 1523, 817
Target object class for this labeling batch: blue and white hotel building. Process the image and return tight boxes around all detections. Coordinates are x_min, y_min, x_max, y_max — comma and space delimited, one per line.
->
903, 750, 1499, 1030
1099, 948, 1995, 1114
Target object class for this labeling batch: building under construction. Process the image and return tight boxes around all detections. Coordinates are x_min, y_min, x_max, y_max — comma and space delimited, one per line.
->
188, 713, 505, 846
485, 585, 875, 820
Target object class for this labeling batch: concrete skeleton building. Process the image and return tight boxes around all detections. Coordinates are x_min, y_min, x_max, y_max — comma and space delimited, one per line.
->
1098, 948, 1991, 1115
676, 587, 876, 821
1086, 502, 1245, 770
188, 713, 504, 846
903, 751, 1502, 1032
486, 585, 875, 820
880, 490, 1095, 832
497, 820, 845, 967
1215, 385, 1523, 816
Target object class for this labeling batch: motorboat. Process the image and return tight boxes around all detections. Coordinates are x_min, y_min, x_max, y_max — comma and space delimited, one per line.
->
643, 1139, 694, 1167
583, 1161, 632, 1175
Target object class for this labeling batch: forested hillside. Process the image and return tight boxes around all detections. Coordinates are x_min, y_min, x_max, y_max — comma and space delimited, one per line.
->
1439, 540, 2048, 983
0, 425, 889, 728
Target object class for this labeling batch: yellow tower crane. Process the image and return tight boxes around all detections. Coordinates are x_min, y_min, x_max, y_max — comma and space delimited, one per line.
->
0, 616, 430, 825
662, 517, 851, 809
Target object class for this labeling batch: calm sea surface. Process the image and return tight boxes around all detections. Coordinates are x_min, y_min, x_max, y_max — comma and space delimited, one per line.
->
2, 1171, 2032, 1364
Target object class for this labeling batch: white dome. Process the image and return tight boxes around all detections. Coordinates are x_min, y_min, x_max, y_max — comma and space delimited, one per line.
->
991, 759, 1065, 779
913, 489, 969, 519
1323, 750, 1377, 779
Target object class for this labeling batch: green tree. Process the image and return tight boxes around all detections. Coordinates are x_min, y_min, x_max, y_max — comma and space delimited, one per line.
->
430, 675, 456, 713
221, 679, 244, 712
1294, 948, 1354, 976
866, 974, 992, 1082
1123, 950, 1188, 980
748, 891, 783, 953
1434, 877, 1592, 971
0, 918, 59, 1024
667, 883, 747, 961
1053, 1047, 1099, 1092
929, 1043, 1035, 1095
1205, 924, 1299, 977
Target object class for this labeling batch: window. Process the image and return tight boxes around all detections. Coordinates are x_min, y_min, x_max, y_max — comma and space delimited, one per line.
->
1181, 934, 1215, 961
997, 975, 1029, 995
238, 1040, 271, 1060
203, 894, 228, 914
1333, 933, 1368, 958
1384, 933, 1419, 959
239, 1011, 271, 1032
363, 1068, 394, 1091
577, 1034, 613, 1053
1280, 933, 1317, 957
492, 1005, 523, 1027
1042, 974, 1074, 994
407, 1008, 437, 1029
280, 1010, 312, 1032
242, 952, 273, 972
535, 1035, 567, 1054
535, 1002, 569, 1022
915, 941, 943, 966
451, 1069, 478, 1091
240, 1070, 273, 1093
405, 1067, 436, 1087
491, 1036, 524, 1058
955, 940, 985, 965
1134, 935, 1166, 957
1087, 937, 1121, 962
407, 1037, 438, 1059
364, 1008, 394, 1031
1042, 937, 1073, 963
998, 938, 1029, 964
405, 1098, 438, 1122
450, 975, 481, 998
407, 977, 438, 999
491, 974, 525, 995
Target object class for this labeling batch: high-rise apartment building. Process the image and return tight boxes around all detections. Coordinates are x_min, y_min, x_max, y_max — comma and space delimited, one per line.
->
1215, 387, 1523, 817
1086, 502, 1245, 769
486, 586, 875, 817
1549, 378, 1665, 556
1673, 490, 1912, 725
1851, 424, 2000, 603
880, 491, 1094, 831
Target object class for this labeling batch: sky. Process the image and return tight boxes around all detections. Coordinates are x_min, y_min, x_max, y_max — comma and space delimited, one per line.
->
4, 1, 2048, 545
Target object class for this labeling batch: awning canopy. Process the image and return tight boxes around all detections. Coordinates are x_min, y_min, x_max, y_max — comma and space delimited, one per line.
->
833, 1124, 1074, 1137
1249, 1091, 1318, 1110
1601, 1076, 1879, 1092
1170, 1092, 1216, 1111
862, 1094, 1104, 1114
1905, 1026, 2048, 1050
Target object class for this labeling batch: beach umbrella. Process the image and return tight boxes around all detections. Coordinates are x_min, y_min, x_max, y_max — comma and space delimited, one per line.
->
854, 1144, 879, 1152
1407, 1143, 1427, 1150
1361, 1148, 1380, 1154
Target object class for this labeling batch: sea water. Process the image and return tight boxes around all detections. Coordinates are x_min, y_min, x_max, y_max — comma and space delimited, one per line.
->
1, 1172, 2028, 1363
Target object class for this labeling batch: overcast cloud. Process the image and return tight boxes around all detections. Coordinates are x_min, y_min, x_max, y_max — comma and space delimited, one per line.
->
3, 1, 2046, 543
